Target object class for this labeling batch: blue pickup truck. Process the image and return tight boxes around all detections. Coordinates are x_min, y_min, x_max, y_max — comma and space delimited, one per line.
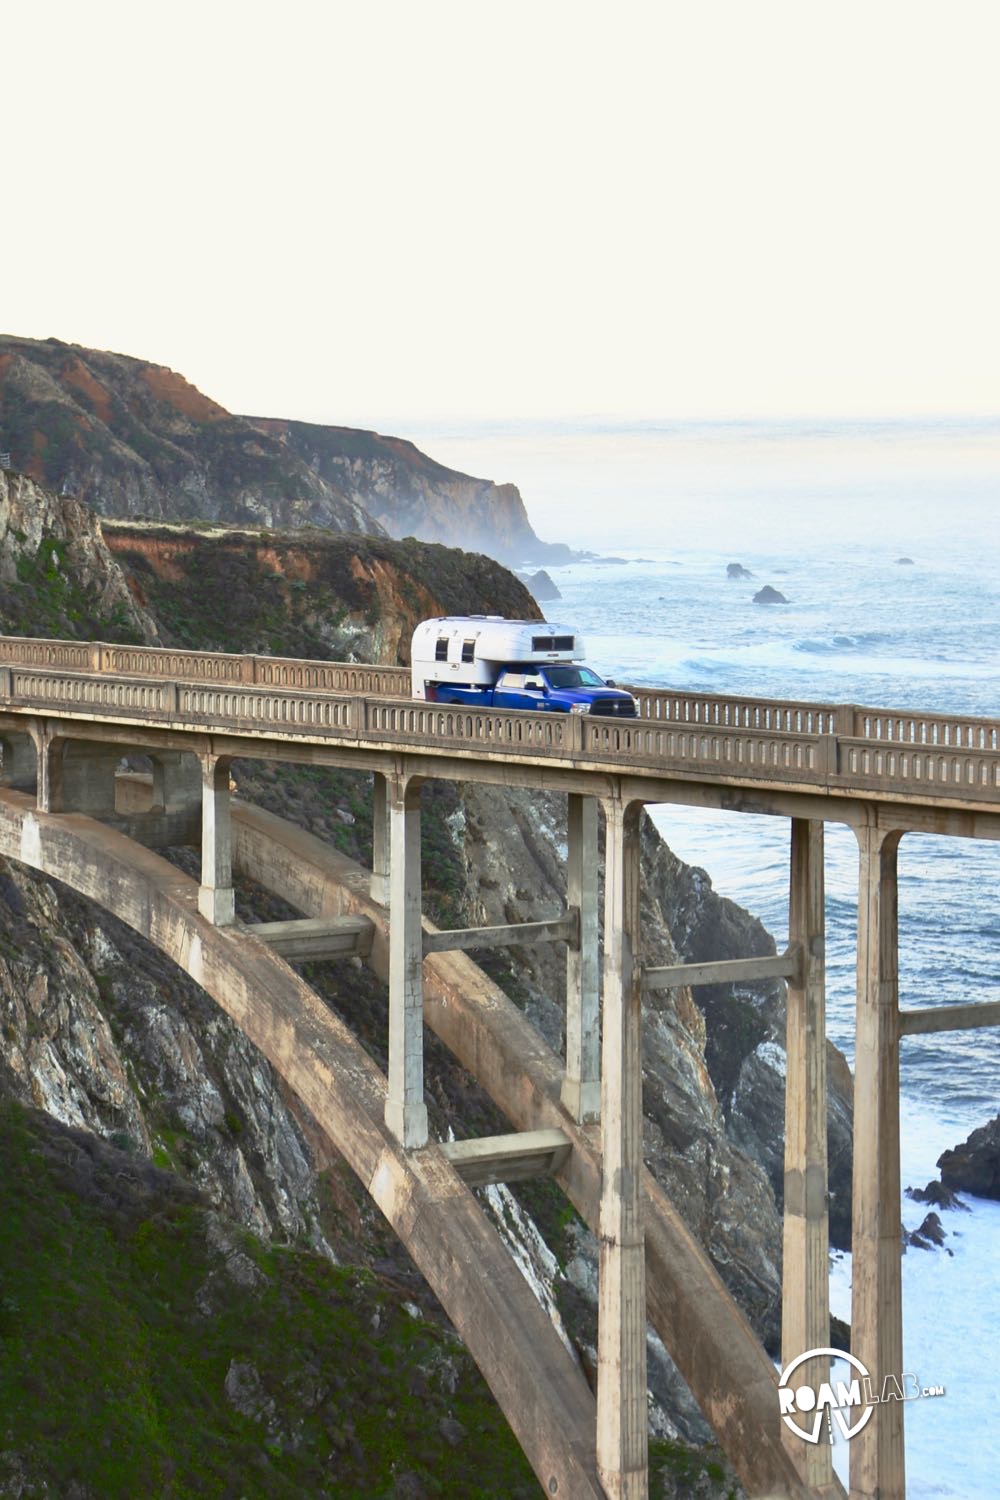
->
410, 616, 639, 718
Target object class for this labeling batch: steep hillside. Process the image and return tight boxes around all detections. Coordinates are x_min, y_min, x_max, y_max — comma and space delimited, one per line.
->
0, 336, 560, 562
102, 520, 539, 661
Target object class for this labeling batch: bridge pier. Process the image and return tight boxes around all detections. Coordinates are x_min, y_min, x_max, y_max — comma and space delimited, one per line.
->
371, 771, 390, 906
562, 792, 601, 1123
850, 825, 905, 1500
597, 794, 648, 1500
385, 772, 428, 1149
199, 754, 235, 926
782, 818, 833, 1493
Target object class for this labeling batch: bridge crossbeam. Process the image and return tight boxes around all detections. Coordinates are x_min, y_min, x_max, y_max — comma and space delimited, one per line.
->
247, 915, 375, 961
441, 1128, 572, 1187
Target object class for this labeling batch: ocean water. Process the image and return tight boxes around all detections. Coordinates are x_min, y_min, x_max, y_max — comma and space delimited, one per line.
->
402, 416, 1000, 1496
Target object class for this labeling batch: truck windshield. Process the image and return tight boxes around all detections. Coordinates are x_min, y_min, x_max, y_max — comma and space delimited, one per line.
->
543, 665, 605, 689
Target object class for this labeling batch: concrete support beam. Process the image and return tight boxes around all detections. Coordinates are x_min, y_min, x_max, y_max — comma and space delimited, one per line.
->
0, 732, 36, 792
247, 915, 374, 961
851, 825, 904, 1500
199, 755, 235, 926
385, 773, 428, 1149
598, 795, 648, 1500
440, 1128, 571, 1187
422, 912, 577, 956
150, 750, 201, 813
371, 770, 390, 906
643, 948, 801, 992
563, 792, 600, 1123
782, 818, 832, 1492
898, 999, 1000, 1035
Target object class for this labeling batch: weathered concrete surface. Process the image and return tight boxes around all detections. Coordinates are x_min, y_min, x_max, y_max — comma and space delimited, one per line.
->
230, 799, 839, 1500
0, 789, 604, 1500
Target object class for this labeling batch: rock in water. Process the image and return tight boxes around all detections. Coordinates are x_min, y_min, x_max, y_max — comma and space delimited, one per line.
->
905, 1211, 948, 1250
896, 556, 915, 565
752, 584, 789, 604
726, 562, 753, 578
938, 1114, 1000, 1199
518, 568, 562, 602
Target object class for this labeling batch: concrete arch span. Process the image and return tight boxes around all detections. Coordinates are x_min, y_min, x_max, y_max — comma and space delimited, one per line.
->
229, 800, 835, 1500
0, 788, 603, 1500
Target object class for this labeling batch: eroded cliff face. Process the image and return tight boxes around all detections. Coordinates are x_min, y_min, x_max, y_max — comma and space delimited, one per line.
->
0, 469, 157, 642
251, 419, 551, 563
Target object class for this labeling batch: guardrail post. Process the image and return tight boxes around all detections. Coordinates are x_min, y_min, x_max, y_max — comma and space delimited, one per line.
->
851, 823, 904, 1500
241, 655, 256, 684
781, 818, 832, 1491
385, 772, 428, 1149
597, 794, 648, 1500
198, 755, 235, 926
561, 793, 600, 1122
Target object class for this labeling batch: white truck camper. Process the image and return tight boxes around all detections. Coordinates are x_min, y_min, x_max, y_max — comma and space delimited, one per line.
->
410, 616, 638, 718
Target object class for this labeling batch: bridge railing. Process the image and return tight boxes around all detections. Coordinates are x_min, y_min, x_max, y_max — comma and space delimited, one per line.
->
3, 662, 1000, 805
0, 634, 412, 697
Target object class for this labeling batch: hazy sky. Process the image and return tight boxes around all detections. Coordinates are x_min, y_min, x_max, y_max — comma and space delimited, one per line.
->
5, 1, 998, 425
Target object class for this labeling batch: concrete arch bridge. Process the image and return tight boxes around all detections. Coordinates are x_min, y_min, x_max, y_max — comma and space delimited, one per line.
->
1, 633, 999, 1500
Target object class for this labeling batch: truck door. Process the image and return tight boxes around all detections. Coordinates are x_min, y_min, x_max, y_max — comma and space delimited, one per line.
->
494, 669, 549, 711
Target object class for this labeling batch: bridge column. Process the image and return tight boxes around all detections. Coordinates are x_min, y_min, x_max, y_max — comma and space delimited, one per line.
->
0, 732, 36, 792
371, 771, 390, 906
199, 755, 235, 926
782, 817, 833, 1492
562, 792, 600, 1122
597, 795, 647, 1500
385, 772, 428, 1149
850, 824, 904, 1500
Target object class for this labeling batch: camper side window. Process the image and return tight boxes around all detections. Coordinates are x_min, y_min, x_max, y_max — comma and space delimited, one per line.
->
435, 639, 449, 662
461, 639, 476, 663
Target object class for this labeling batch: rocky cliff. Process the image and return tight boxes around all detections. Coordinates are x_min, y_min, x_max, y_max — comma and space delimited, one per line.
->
249, 418, 555, 563
0, 336, 558, 563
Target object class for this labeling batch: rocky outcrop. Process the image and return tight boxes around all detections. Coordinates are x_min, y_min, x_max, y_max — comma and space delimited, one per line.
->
0, 469, 157, 642
938, 1114, 1000, 1200
726, 563, 752, 579
518, 568, 562, 601
752, 585, 789, 605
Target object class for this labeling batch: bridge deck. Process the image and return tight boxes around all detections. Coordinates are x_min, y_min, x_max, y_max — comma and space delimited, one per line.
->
2, 633, 999, 823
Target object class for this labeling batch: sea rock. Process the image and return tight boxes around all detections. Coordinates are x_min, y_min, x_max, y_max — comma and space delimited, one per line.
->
904, 1211, 948, 1251
518, 568, 562, 602
938, 1114, 1000, 1200
905, 1179, 969, 1211
726, 562, 753, 579
896, 557, 915, 565
752, 585, 789, 604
